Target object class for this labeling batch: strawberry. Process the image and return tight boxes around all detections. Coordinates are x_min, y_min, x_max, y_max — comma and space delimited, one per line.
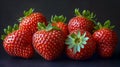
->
51, 15, 69, 38
1, 24, 34, 58
93, 20, 118, 58
32, 23, 65, 61
65, 29, 96, 60
68, 8, 96, 33
19, 8, 47, 34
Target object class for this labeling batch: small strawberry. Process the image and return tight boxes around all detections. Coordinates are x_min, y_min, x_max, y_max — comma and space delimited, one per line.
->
93, 20, 118, 58
19, 8, 47, 34
51, 15, 69, 38
32, 23, 65, 61
65, 29, 96, 60
1, 24, 34, 58
68, 8, 96, 33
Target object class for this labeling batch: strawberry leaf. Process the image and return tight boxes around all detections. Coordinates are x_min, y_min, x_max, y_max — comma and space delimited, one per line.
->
110, 25, 115, 29
1, 34, 6, 40
38, 23, 46, 30
18, 8, 34, 22
51, 15, 66, 23
46, 23, 53, 31
52, 26, 60, 30
75, 8, 81, 16
104, 20, 110, 28
94, 20, 115, 31
65, 30, 89, 54
24, 8, 34, 17
74, 8, 96, 23
38, 22, 60, 31
1, 24, 19, 40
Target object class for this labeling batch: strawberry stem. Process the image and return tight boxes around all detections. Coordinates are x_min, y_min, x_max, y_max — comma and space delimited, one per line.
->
51, 15, 66, 23
38, 23, 46, 30
65, 30, 89, 54
38, 23, 60, 31
74, 8, 96, 23
1, 24, 19, 40
94, 20, 115, 31
75, 8, 81, 16
23, 8, 34, 17
18, 8, 34, 22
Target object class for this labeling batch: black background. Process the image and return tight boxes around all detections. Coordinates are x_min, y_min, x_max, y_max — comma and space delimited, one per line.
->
0, 0, 120, 67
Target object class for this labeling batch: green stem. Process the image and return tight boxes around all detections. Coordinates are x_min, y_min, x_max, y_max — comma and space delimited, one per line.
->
75, 8, 81, 16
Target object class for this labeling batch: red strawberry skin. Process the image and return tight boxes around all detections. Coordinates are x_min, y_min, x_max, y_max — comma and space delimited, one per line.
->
93, 28, 118, 58
68, 17, 94, 33
66, 30, 96, 60
52, 22, 69, 38
3, 29, 34, 58
19, 12, 47, 34
33, 30, 65, 61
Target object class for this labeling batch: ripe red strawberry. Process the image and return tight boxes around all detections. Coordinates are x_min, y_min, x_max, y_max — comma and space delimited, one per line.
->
1, 24, 34, 58
93, 20, 118, 58
19, 8, 47, 34
32, 23, 65, 61
51, 15, 69, 38
68, 9, 96, 33
65, 29, 96, 60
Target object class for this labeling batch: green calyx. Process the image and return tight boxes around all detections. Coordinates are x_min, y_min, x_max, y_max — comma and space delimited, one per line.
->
65, 31, 89, 54
19, 8, 34, 22
1, 24, 19, 40
74, 8, 96, 23
38, 22, 60, 31
94, 20, 115, 30
51, 15, 66, 23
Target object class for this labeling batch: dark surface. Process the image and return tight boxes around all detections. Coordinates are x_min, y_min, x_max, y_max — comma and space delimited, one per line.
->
0, 0, 120, 67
